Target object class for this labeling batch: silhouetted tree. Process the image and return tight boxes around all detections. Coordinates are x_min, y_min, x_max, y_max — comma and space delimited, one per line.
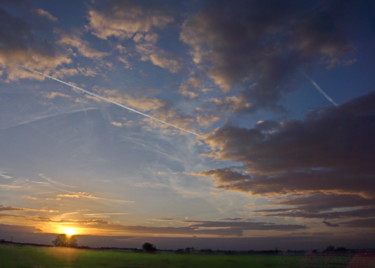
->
52, 234, 78, 247
142, 242, 156, 253
323, 245, 335, 253
336, 247, 348, 252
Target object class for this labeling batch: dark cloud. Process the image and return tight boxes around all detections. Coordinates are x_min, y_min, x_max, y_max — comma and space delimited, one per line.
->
322, 221, 339, 228
257, 207, 375, 219
8, 216, 303, 237
252, 193, 375, 220
185, 220, 305, 232
48, 218, 305, 237
0, 205, 23, 211
0, 223, 40, 233
200, 92, 375, 222
278, 193, 375, 212
0, 1, 70, 80
340, 218, 375, 228
202, 92, 375, 198
220, 217, 248, 221
181, 0, 364, 111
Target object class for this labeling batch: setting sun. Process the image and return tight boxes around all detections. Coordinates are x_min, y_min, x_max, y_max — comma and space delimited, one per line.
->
64, 228, 76, 236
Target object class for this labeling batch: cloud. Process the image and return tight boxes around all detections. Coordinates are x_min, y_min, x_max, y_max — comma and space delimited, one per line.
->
136, 43, 183, 73
209, 96, 252, 112
322, 221, 339, 227
152, 218, 176, 222
55, 191, 132, 204
0, 6, 106, 82
0, 108, 98, 131
0, 184, 22, 189
52, 67, 98, 79
257, 207, 375, 219
34, 8, 58, 22
58, 218, 305, 237
0, 205, 57, 213
199, 92, 375, 222
87, 2, 173, 40
43, 92, 72, 100
197, 114, 221, 127
87, 1, 182, 73
111, 121, 126, 128
340, 218, 375, 228
220, 218, 248, 221
0, 172, 13, 180
185, 220, 305, 232
98, 89, 167, 112
0, 4, 71, 81
277, 193, 375, 212
251, 193, 375, 220
9, 214, 303, 237
180, 0, 357, 111
0, 223, 41, 233
118, 56, 131, 69
97, 88, 197, 134
179, 73, 210, 99
0, 205, 23, 211
201, 92, 375, 198
58, 32, 108, 59
147, 106, 196, 134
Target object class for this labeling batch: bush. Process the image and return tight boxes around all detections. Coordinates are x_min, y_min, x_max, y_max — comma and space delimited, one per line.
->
52, 234, 78, 247
142, 242, 156, 253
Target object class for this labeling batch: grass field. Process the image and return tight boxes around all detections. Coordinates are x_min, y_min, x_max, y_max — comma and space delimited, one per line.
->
1, 244, 374, 268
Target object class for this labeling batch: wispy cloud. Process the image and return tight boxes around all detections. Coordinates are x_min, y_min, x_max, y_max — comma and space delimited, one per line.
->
0, 108, 97, 131
34, 8, 58, 22
87, 3, 173, 40
56, 192, 134, 204
0, 205, 57, 213
0, 184, 22, 189
0, 173, 13, 180
20, 66, 201, 136
58, 32, 108, 59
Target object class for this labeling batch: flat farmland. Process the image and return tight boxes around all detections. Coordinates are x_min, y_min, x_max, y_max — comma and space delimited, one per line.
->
1, 245, 374, 268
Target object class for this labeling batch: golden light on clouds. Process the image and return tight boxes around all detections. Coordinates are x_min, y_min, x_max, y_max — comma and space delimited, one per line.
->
49, 224, 83, 236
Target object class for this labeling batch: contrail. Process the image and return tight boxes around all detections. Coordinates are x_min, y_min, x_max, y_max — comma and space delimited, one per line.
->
301, 71, 338, 107
20, 66, 201, 137
0, 107, 97, 131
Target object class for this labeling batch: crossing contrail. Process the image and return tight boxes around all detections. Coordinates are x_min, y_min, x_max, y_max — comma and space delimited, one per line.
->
20, 66, 201, 136
0, 107, 97, 131
301, 71, 338, 107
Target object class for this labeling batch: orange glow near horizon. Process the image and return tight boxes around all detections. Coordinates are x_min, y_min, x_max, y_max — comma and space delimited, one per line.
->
63, 228, 77, 236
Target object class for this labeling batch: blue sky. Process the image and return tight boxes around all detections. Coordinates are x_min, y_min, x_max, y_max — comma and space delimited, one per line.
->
0, 0, 374, 250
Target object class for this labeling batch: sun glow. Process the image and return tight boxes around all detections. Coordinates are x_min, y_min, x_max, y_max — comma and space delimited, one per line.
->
64, 228, 76, 236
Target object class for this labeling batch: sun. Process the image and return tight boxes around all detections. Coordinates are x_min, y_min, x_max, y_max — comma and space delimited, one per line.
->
64, 228, 76, 236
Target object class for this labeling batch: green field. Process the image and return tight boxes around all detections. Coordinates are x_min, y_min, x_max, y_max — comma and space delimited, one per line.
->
1, 244, 374, 268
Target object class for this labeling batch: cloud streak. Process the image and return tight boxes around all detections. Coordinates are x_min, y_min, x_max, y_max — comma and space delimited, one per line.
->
20, 66, 201, 137
0, 108, 97, 131
301, 71, 338, 106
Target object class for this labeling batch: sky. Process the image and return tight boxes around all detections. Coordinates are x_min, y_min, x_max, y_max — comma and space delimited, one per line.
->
0, 0, 374, 251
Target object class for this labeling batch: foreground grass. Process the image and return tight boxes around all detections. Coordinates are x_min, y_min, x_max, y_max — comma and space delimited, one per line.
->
1, 244, 373, 268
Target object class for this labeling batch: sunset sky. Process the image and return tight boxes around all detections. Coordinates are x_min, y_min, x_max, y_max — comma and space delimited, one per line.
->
0, 0, 374, 250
